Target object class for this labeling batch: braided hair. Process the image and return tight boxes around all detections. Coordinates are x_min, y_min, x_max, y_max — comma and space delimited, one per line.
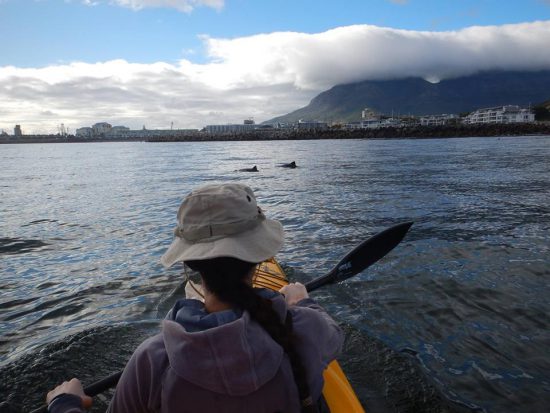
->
185, 257, 318, 413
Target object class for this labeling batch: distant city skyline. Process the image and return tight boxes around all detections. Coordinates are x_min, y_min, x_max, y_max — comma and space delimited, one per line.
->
1, 0, 550, 134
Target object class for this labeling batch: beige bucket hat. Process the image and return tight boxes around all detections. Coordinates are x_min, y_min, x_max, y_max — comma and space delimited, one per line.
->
160, 183, 284, 268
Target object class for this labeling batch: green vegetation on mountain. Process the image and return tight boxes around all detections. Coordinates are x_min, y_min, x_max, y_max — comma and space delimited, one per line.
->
266, 70, 550, 124
534, 100, 550, 121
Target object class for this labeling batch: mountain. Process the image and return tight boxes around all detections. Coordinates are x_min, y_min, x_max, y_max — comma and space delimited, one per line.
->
266, 70, 550, 124
534, 100, 550, 121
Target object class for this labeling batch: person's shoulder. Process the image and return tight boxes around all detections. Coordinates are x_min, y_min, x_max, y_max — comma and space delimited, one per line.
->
124, 332, 169, 388
131, 332, 167, 363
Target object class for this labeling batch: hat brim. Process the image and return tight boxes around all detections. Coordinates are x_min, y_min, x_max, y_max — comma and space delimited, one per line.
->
160, 219, 284, 268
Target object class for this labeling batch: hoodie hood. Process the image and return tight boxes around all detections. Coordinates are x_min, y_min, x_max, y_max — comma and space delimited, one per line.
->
162, 290, 288, 396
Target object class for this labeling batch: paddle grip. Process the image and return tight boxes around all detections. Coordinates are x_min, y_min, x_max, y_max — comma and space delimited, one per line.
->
30, 371, 122, 413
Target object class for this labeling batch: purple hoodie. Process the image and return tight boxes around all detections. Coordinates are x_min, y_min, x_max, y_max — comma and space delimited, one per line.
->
49, 290, 343, 413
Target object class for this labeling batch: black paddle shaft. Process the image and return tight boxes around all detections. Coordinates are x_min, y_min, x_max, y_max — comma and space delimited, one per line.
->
305, 221, 413, 291
30, 221, 413, 412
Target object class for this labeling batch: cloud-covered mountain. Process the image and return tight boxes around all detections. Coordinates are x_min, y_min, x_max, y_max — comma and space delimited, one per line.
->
266, 70, 550, 124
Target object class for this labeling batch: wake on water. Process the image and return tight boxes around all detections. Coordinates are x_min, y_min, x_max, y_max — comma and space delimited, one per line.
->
0, 321, 471, 413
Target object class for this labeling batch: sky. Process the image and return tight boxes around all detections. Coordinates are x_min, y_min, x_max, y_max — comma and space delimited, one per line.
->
1, 0, 550, 134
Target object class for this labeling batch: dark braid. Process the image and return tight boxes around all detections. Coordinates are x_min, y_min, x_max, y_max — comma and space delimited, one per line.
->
186, 257, 318, 413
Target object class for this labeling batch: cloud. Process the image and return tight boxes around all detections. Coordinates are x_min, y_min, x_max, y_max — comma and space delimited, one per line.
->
1, 20, 550, 133
0, 60, 312, 133
99, 0, 224, 13
388, 0, 408, 4
199, 21, 550, 90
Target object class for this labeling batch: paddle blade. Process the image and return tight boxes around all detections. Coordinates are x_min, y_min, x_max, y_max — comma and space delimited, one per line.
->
305, 221, 413, 292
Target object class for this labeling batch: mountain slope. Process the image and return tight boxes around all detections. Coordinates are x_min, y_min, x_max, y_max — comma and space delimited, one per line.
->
267, 70, 550, 124
534, 100, 550, 121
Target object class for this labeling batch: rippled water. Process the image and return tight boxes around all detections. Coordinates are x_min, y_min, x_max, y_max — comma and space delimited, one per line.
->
1, 137, 549, 412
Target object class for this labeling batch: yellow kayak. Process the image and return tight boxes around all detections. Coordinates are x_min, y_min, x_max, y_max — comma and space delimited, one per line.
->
253, 258, 365, 413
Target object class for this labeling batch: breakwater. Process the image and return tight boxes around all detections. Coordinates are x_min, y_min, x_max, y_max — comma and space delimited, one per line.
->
2, 122, 550, 144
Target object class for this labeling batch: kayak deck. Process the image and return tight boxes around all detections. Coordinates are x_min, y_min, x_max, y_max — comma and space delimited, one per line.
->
253, 259, 365, 413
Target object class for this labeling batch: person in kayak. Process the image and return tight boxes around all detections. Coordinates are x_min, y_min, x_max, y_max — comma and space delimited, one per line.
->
45, 183, 343, 413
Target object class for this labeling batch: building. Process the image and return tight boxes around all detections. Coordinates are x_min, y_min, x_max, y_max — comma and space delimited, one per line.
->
361, 118, 403, 129
14, 125, 22, 137
419, 114, 458, 126
344, 121, 363, 130
75, 127, 93, 138
361, 108, 379, 119
295, 120, 328, 130
76, 122, 199, 139
92, 122, 112, 137
106, 128, 199, 138
204, 120, 259, 134
107, 126, 130, 137
204, 124, 257, 134
464, 105, 535, 125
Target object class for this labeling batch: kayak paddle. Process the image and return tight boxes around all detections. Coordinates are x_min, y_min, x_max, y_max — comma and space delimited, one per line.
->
30, 372, 122, 413
305, 221, 413, 291
31, 221, 412, 412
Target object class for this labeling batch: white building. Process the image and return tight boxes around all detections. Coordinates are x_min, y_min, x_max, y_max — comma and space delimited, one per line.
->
419, 114, 458, 126
361, 108, 379, 119
464, 105, 535, 125
204, 119, 259, 134
203, 123, 258, 134
92, 122, 112, 136
75, 127, 93, 138
361, 118, 403, 129
111, 129, 199, 138
107, 126, 130, 137
344, 117, 404, 130
295, 120, 328, 130
344, 121, 363, 130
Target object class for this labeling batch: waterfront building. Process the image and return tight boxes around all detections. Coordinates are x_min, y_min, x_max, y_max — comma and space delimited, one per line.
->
464, 105, 535, 125
361, 118, 403, 129
203, 124, 257, 134
419, 114, 458, 126
106, 128, 199, 138
75, 127, 93, 138
107, 126, 131, 137
345, 121, 363, 130
14, 125, 22, 137
344, 116, 404, 130
92, 122, 112, 137
357, 108, 404, 129
361, 108, 379, 119
295, 120, 328, 130
204, 119, 259, 134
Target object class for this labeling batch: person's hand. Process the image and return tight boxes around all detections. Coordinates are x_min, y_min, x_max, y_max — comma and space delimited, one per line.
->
279, 282, 309, 306
46, 378, 93, 409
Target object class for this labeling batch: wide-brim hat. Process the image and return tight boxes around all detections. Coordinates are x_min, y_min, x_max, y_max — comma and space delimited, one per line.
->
161, 183, 284, 268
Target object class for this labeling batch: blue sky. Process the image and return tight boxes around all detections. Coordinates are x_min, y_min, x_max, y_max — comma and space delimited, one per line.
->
2, 0, 549, 67
1, 0, 550, 133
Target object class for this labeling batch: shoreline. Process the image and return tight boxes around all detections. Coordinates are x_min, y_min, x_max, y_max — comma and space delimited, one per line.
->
2, 123, 550, 144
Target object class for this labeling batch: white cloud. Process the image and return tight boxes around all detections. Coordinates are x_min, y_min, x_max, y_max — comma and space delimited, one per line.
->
1, 20, 550, 133
104, 0, 224, 13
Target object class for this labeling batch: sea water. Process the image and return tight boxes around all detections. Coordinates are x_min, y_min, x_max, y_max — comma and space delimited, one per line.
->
1, 136, 549, 412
